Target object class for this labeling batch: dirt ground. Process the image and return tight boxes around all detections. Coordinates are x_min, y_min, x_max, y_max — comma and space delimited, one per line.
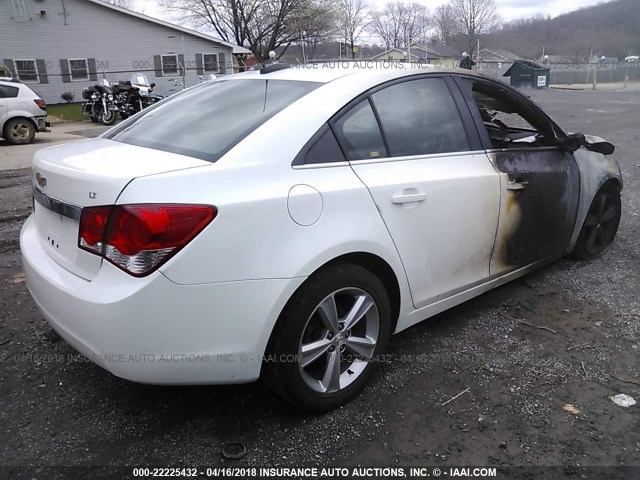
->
0, 88, 638, 478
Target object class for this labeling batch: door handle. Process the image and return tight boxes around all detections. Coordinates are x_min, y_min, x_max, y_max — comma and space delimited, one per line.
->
507, 180, 529, 191
391, 193, 426, 204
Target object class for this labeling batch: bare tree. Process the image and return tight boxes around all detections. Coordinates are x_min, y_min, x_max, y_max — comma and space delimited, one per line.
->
449, 0, 500, 53
161, 0, 336, 61
433, 4, 455, 44
104, 0, 133, 9
337, 0, 369, 59
369, 1, 430, 50
289, 0, 339, 60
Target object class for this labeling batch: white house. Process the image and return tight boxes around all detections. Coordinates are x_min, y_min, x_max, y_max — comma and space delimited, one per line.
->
0, 0, 250, 103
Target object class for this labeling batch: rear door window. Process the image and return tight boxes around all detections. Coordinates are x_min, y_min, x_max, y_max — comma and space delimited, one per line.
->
105, 79, 320, 162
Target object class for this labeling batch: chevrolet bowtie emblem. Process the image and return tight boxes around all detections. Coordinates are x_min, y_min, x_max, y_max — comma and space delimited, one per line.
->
35, 172, 47, 188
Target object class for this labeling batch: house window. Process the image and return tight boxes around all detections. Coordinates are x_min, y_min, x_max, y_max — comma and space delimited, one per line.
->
14, 59, 38, 82
68, 59, 89, 81
162, 55, 179, 75
203, 54, 219, 72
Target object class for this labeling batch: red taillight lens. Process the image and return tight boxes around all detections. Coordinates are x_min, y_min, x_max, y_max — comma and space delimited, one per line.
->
34, 99, 47, 111
79, 206, 112, 253
78, 204, 216, 276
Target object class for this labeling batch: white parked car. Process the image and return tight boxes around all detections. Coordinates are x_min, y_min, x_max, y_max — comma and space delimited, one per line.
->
21, 65, 622, 411
0, 78, 49, 145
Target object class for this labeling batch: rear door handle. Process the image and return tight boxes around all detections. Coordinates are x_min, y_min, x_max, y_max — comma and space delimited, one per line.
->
507, 180, 529, 191
391, 193, 426, 204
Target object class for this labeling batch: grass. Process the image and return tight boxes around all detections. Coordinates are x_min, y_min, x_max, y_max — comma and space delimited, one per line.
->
47, 102, 86, 122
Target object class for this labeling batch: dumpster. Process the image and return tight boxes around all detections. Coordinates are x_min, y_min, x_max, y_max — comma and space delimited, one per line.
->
503, 60, 550, 89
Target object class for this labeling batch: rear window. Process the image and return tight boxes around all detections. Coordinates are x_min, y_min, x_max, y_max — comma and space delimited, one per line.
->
105, 79, 320, 162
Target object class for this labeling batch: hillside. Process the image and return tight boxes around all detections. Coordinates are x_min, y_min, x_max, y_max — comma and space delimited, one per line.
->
481, 0, 640, 61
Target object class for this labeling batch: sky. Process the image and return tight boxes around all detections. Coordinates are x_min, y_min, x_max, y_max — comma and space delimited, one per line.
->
131, 0, 609, 22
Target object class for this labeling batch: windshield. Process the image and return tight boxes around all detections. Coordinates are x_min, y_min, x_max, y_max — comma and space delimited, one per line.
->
132, 74, 150, 86
105, 79, 320, 162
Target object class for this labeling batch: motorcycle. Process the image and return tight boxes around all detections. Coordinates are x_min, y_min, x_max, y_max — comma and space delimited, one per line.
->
114, 74, 161, 119
81, 79, 118, 125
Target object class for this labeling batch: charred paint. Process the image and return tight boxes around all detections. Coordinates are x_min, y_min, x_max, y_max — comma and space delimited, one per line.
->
570, 140, 622, 247
490, 149, 580, 274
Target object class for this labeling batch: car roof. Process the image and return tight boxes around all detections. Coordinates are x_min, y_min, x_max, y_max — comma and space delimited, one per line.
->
231, 61, 485, 84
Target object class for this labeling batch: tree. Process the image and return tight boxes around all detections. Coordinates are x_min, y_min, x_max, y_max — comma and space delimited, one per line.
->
449, 0, 500, 53
289, 0, 339, 60
433, 4, 454, 44
104, 0, 133, 8
161, 0, 337, 61
337, 0, 369, 59
369, 1, 430, 50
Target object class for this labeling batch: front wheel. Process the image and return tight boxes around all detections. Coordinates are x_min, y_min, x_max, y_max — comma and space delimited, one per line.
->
263, 264, 392, 411
101, 109, 117, 126
572, 182, 621, 260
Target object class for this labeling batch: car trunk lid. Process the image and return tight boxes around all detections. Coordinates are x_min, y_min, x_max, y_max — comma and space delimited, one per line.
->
31, 138, 211, 280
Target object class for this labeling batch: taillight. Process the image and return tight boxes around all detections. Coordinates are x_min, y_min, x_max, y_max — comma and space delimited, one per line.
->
34, 99, 47, 111
79, 206, 112, 254
79, 204, 216, 276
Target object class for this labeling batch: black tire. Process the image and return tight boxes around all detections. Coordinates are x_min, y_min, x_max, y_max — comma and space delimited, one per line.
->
3, 118, 36, 145
101, 110, 117, 126
119, 112, 129, 120
90, 116, 100, 123
571, 182, 621, 260
263, 263, 392, 411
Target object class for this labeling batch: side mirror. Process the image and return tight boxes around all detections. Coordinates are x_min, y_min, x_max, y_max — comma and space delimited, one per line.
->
557, 133, 585, 153
150, 83, 156, 88
557, 132, 615, 155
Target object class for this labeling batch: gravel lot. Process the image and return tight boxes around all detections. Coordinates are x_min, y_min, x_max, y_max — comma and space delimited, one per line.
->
0, 88, 638, 478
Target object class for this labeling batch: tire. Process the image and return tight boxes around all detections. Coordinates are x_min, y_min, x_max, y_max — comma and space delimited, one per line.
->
119, 112, 129, 120
101, 110, 117, 126
571, 182, 621, 260
263, 264, 392, 411
3, 118, 36, 145
90, 116, 100, 123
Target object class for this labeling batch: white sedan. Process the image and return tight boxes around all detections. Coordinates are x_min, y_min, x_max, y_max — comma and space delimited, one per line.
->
21, 64, 622, 411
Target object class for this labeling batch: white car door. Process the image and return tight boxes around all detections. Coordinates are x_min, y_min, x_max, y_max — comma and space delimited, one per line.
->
334, 75, 501, 309
0, 84, 12, 130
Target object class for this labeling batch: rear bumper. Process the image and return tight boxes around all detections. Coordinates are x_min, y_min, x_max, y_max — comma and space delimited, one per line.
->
34, 116, 49, 132
20, 215, 304, 384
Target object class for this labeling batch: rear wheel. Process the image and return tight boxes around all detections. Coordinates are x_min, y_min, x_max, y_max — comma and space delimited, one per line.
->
3, 118, 36, 145
572, 183, 621, 260
263, 264, 391, 411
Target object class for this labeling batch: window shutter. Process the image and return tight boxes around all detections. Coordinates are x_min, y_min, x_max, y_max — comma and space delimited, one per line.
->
178, 54, 185, 75
154, 55, 163, 77
59, 59, 71, 83
195, 54, 203, 75
218, 52, 226, 73
87, 58, 97, 81
36, 59, 48, 84
3, 59, 15, 76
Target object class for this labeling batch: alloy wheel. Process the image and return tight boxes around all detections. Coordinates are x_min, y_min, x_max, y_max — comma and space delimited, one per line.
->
10, 122, 31, 141
298, 288, 379, 394
583, 191, 619, 255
